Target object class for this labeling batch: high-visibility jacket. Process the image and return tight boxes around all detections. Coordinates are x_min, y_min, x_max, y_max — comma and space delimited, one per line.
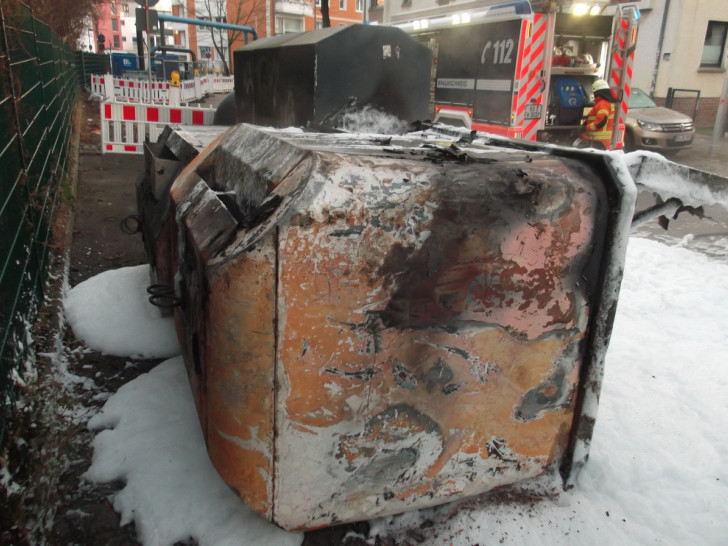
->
583, 96, 615, 150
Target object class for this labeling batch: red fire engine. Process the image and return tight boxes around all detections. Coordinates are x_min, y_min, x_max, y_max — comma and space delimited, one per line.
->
391, 1, 639, 148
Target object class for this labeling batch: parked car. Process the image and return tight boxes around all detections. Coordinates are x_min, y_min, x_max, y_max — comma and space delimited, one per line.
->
624, 88, 695, 153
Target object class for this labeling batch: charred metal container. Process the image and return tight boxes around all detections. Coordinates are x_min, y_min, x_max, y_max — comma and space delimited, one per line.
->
139, 124, 634, 531
232, 25, 432, 127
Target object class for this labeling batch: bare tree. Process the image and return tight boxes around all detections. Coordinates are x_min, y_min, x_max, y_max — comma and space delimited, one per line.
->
21, 0, 102, 46
194, 0, 265, 75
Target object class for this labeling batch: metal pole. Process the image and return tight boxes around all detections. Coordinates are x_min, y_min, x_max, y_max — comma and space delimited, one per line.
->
710, 69, 728, 157
146, 0, 152, 89
649, 0, 670, 99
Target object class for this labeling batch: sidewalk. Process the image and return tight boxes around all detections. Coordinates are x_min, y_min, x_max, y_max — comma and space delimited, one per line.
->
676, 129, 728, 178
50, 104, 153, 544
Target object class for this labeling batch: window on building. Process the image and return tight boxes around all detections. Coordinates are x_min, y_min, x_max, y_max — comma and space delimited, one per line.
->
701, 21, 728, 67
315, 0, 321, 7
110, 1, 117, 15
112, 18, 119, 32
314, 20, 323, 30
276, 16, 304, 34
113, 35, 120, 49
122, 3, 129, 15
355, 0, 362, 12
339, 0, 346, 10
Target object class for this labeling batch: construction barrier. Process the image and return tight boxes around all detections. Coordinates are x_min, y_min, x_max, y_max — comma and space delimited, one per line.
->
90, 74, 234, 104
212, 76, 234, 93
180, 78, 199, 103
100, 100, 216, 154
117, 78, 171, 102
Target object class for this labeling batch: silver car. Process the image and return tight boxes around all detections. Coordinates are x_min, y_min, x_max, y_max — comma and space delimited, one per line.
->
624, 88, 695, 153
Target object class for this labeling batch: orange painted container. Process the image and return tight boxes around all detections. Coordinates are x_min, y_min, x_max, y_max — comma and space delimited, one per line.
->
141, 124, 633, 531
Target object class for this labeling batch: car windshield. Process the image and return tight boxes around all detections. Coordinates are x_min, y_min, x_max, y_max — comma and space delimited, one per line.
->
628, 88, 658, 108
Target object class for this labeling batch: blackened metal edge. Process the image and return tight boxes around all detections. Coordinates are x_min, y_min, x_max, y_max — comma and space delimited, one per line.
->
557, 150, 637, 486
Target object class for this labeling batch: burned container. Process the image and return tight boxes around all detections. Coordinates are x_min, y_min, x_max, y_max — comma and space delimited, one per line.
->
140, 124, 634, 531
232, 24, 432, 127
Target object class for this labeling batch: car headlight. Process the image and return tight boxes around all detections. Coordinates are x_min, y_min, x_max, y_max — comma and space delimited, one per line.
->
636, 119, 664, 132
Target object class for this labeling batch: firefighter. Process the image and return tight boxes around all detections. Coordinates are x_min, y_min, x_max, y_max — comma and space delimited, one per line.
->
580, 79, 618, 150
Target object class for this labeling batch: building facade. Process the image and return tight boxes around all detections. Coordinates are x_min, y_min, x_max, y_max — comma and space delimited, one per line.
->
632, 0, 728, 127
94, 0, 130, 52
186, 0, 366, 71
93, 0, 370, 72
92, 1, 189, 55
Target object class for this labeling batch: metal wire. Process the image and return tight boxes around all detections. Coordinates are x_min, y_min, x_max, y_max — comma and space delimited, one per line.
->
0, 2, 78, 447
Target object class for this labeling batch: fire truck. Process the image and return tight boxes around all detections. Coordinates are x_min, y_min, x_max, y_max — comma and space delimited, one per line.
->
385, 0, 639, 148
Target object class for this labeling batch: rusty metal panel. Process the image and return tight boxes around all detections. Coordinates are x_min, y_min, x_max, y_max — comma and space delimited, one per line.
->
205, 237, 277, 516
271, 153, 602, 529
143, 124, 631, 531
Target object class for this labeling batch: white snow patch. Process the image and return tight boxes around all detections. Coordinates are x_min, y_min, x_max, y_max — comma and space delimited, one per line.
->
64, 265, 180, 359
85, 356, 300, 546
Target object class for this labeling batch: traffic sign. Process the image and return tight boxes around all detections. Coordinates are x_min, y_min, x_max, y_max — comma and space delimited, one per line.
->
135, 7, 159, 31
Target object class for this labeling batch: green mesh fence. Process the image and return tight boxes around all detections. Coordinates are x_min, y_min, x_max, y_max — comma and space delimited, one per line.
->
0, 2, 79, 446
74, 51, 111, 90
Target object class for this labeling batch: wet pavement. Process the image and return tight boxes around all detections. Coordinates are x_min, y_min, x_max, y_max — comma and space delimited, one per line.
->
676, 130, 728, 178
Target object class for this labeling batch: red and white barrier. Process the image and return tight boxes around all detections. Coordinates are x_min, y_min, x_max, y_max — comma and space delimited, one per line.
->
212, 76, 234, 93
117, 79, 171, 103
90, 74, 114, 100
100, 100, 216, 154
179, 78, 199, 103
90, 73, 235, 104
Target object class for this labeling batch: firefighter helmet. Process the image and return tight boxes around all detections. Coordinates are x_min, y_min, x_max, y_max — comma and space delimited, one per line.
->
592, 79, 610, 92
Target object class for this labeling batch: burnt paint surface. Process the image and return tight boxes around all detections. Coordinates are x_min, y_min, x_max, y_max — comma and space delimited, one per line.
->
273, 150, 602, 529
157, 125, 608, 531
205, 239, 277, 516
